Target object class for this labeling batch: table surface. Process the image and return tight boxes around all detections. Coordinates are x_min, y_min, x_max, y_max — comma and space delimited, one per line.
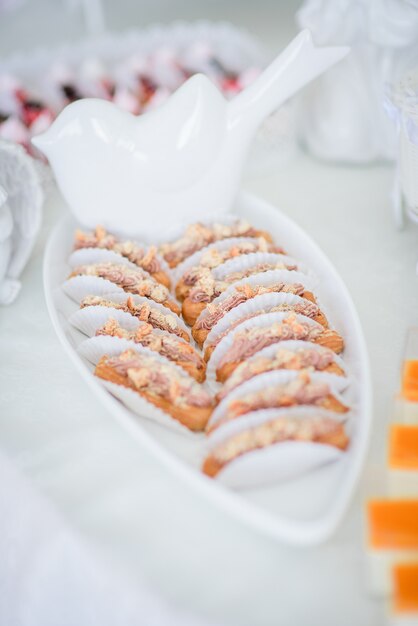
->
2, 152, 417, 626
2, 3, 418, 626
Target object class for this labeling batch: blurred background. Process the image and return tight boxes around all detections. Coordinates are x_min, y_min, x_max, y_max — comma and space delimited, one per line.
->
0, 0, 297, 56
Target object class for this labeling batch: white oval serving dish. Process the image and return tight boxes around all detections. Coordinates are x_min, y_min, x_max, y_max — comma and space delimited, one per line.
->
43, 191, 372, 546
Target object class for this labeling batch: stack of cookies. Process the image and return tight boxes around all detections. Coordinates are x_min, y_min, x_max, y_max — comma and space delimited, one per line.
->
64, 217, 351, 488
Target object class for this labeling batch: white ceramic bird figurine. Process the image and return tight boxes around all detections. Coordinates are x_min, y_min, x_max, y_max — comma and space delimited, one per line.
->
32, 29, 349, 240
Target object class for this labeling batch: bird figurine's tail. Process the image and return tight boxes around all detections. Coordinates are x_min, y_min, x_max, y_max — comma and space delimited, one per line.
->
228, 29, 349, 136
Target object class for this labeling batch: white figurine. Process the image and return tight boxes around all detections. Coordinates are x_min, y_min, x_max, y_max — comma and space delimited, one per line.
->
0, 140, 44, 305
297, 0, 418, 163
32, 30, 348, 239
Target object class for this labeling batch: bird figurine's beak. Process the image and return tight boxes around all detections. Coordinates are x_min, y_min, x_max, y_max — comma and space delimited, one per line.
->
31, 132, 47, 150
31, 127, 57, 158
31, 118, 68, 157
32, 110, 84, 158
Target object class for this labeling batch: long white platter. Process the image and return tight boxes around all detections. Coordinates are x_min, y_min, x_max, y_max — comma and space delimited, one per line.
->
43, 191, 372, 546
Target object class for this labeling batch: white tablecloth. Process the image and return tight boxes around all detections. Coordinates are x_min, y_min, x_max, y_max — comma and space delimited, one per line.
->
1, 149, 417, 625
0, 450, 222, 626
